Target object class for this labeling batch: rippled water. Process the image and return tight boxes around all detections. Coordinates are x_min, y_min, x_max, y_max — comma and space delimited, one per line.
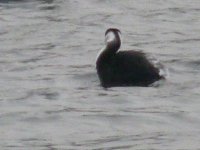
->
1, 0, 200, 149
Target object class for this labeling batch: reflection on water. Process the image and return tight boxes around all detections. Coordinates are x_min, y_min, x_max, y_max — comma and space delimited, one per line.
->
1, 0, 200, 149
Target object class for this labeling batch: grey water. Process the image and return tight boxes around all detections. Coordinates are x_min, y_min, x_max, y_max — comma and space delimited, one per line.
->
0, 0, 200, 149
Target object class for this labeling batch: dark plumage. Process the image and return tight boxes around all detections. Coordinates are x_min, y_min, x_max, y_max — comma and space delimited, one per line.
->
96, 28, 164, 88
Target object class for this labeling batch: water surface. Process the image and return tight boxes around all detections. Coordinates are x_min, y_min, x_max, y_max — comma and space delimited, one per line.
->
1, 0, 200, 149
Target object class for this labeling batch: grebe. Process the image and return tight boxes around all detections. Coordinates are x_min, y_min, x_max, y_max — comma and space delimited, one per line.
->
96, 28, 164, 88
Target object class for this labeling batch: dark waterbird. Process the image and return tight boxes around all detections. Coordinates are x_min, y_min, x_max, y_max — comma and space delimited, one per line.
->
96, 28, 164, 88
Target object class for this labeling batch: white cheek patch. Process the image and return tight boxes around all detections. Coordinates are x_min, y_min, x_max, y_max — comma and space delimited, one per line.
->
96, 32, 115, 63
105, 31, 115, 43
96, 31, 121, 63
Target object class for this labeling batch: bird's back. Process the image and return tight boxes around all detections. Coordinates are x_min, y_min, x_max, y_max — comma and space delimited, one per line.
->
105, 50, 162, 87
